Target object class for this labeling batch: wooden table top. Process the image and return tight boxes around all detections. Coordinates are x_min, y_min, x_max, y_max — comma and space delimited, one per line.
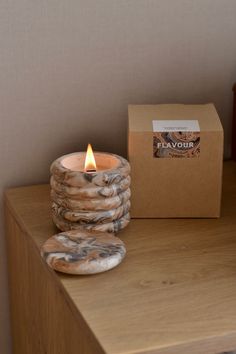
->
5, 161, 236, 354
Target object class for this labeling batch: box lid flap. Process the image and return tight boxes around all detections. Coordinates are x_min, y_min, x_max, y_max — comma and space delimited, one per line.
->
128, 103, 223, 132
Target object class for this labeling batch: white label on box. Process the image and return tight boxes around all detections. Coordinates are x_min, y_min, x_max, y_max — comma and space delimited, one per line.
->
152, 120, 200, 158
152, 120, 200, 132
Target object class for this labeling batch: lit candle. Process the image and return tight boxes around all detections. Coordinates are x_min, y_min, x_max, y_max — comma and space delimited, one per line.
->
84, 144, 97, 173
50, 145, 131, 234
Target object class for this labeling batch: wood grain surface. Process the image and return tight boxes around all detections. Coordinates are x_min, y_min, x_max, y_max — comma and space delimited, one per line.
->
5, 161, 236, 354
232, 84, 236, 161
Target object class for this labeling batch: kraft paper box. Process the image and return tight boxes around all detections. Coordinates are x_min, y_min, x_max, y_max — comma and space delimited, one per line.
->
128, 104, 224, 218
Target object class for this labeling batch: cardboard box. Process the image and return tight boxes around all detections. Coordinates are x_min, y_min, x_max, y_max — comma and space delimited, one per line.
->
128, 104, 224, 218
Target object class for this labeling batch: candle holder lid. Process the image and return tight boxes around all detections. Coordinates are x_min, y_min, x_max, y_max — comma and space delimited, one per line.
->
40, 230, 126, 275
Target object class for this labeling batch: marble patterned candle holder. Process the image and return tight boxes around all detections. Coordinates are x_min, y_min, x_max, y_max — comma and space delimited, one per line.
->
50, 152, 131, 234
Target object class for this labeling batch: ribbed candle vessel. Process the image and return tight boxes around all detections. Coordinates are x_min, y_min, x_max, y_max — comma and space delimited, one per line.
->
50, 152, 131, 234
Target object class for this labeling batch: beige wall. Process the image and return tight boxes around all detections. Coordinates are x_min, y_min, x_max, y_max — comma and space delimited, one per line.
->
1, 0, 236, 352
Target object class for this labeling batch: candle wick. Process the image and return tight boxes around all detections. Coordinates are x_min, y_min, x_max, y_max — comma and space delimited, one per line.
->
86, 169, 96, 173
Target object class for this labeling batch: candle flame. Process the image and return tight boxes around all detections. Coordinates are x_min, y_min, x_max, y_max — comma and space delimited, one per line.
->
84, 144, 97, 172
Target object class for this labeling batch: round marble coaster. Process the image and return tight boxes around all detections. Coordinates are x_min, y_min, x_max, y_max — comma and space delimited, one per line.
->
41, 230, 126, 275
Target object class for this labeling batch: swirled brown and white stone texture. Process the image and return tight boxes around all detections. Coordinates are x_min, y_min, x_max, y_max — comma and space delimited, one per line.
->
50, 175, 131, 199
50, 151, 131, 234
51, 188, 131, 211
41, 230, 126, 274
53, 200, 131, 224
51, 152, 130, 187
153, 131, 200, 158
52, 210, 130, 234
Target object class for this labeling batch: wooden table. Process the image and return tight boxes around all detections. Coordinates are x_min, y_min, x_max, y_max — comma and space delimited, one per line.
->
5, 161, 236, 354
233, 84, 236, 160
